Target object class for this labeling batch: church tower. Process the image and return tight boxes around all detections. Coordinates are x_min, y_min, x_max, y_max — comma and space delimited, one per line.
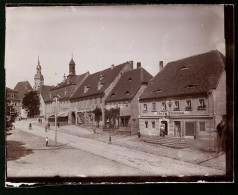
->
34, 55, 44, 91
67, 54, 77, 84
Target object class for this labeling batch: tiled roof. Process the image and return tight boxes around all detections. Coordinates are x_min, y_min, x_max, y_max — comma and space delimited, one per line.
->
50, 72, 88, 91
105, 68, 153, 102
70, 62, 131, 100
14, 81, 33, 100
6, 87, 21, 101
45, 72, 89, 102
39, 85, 53, 102
140, 50, 225, 100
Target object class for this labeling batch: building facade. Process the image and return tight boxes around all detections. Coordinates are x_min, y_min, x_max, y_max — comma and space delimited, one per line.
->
139, 50, 226, 151
105, 63, 152, 133
6, 87, 21, 116
44, 57, 89, 124
69, 61, 134, 127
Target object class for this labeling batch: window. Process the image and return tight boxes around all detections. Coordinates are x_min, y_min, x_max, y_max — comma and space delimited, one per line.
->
125, 91, 130, 95
145, 121, 148, 128
174, 101, 179, 110
128, 77, 133, 81
125, 104, 128, 108
152, 103, 156, 111
143, 104, 147, 111
198, 99, 206, 110
162, 102, 166, 111
84, 86, 89, 93
199, 99, 205, 106
200, 122, 205, 131
152, 121, 155, 129
98, 82, 103, 90
186, 100, 192, 111
111, 93, 116, 97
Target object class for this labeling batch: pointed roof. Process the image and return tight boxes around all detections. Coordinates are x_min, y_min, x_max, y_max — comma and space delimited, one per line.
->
14, 81, 33, 99
39, 85, 53, 102
140, 50, 225, 100
105, 68, 153, 102
70, 62, 132, 100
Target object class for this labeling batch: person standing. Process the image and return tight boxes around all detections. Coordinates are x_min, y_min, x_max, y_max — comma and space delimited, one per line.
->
45, 137, 48, 147
29, 123, 32, 130
217, 115, 227, 154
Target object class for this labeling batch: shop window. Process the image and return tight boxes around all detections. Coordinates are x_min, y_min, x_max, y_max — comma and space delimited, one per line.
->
152, 121, 155, 129
200, 122, 205, 131
152, 103, 156, 111
162, 102, 166, 111
143, 104, 147, 111
145, 121, 148, 128
174, 101, 180, 111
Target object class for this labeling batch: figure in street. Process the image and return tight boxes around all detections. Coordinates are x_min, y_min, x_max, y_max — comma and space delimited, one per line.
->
28, 123, 32, 130
57, 122, 60, 128
45, 137, 48, 147
160, 123, 165, 137
217, 115, 227, 154
47, 123, 50, 130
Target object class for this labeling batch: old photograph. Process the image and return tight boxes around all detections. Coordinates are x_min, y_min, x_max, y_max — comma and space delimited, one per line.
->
5, 4, 232, 184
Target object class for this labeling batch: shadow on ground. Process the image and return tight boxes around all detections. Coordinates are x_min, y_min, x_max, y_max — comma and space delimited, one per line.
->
7, 140, 34, 161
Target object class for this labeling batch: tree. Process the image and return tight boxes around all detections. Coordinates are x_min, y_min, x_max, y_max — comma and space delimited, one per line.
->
104, 107, 120, 128
22, 91, 40, 118
93, 107, 102, 128
5, 103, 18, 132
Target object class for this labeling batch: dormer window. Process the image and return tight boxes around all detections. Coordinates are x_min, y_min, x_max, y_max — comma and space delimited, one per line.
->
98, 82, 103, 90
124, 91, 130, 95
186, 84, 199, 89
111, 93, 116, 97
65, 89, 68, 95
100, 74, 104, 81
128, 77, 133, 81
154, 89, 162, 93
84, 86, 89, 93
179, 66, 188, 70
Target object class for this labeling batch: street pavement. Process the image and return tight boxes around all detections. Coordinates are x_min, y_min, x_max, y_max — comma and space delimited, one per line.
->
7, 120, 225, 177
7, 130, 149, 177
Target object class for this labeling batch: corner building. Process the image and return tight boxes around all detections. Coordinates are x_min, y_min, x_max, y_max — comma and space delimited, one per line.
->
139, 50, 226, 151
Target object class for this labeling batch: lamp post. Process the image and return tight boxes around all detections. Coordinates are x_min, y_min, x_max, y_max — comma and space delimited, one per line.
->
53, 95, 60, 146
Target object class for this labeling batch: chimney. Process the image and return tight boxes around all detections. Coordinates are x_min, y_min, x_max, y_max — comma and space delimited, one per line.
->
159, 61, 163, 72
137, 62, 141, 69
128, 61, 133, 69
111, 64, 114, 69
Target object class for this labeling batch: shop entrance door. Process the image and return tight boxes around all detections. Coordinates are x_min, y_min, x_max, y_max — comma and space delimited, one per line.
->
185, 122, 195, 138
174, 121, 181, 137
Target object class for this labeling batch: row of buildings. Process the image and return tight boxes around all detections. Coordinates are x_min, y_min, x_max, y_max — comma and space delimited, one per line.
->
8, 50, 226, 150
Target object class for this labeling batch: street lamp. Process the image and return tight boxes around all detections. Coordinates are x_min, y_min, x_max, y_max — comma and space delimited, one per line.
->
53, 95, 60, 146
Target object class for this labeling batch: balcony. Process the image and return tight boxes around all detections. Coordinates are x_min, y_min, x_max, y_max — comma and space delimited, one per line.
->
197, 105, 206, 110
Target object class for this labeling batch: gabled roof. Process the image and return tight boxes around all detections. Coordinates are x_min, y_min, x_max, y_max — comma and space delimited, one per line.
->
51, 72, 88, 91
14, 81, 33, 100
39, 85, 53, 102
140, 50, 225, 100
70, 62, 132, 100
6, 87, 21, 101
105, 68, 153, 102
6, 87, 18, 93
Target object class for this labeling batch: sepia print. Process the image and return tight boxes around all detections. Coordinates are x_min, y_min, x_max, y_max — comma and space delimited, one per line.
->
5, 4, 233, 185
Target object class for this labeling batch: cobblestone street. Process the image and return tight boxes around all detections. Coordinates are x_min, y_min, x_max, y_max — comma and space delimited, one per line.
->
6, 120, 226, 178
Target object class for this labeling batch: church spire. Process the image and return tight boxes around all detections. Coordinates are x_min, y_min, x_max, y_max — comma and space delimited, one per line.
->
38, 54, 40, 65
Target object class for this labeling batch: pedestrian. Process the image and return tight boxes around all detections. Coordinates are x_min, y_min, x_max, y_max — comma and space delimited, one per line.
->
38, 118, 40, 123
217, 115, 227, 154
45, 137, 48, 147
28, 123, 32, 130
48, 123, 50, 130
57, 122, 60, 128
160, 123, 165, 137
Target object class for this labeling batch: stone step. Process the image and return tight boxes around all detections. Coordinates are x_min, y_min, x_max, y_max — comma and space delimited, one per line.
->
142, 136, 190, 149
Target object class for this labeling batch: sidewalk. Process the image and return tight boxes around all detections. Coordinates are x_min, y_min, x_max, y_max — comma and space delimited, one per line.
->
15, 120, 225, 175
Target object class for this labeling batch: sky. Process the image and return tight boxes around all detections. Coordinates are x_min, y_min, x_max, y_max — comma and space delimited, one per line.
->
5, 5, 225, 89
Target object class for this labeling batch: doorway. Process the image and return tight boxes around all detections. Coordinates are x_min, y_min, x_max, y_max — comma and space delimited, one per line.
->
174, 121, 181, 137
161, 121, 168, 135
71, 112, 76, 125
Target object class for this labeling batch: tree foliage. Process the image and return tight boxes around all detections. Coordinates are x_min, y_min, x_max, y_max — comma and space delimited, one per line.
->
104, 108, 120, 127
93, 107, 102, 127
22, 91, 40, 118
5, 103, 18, 132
